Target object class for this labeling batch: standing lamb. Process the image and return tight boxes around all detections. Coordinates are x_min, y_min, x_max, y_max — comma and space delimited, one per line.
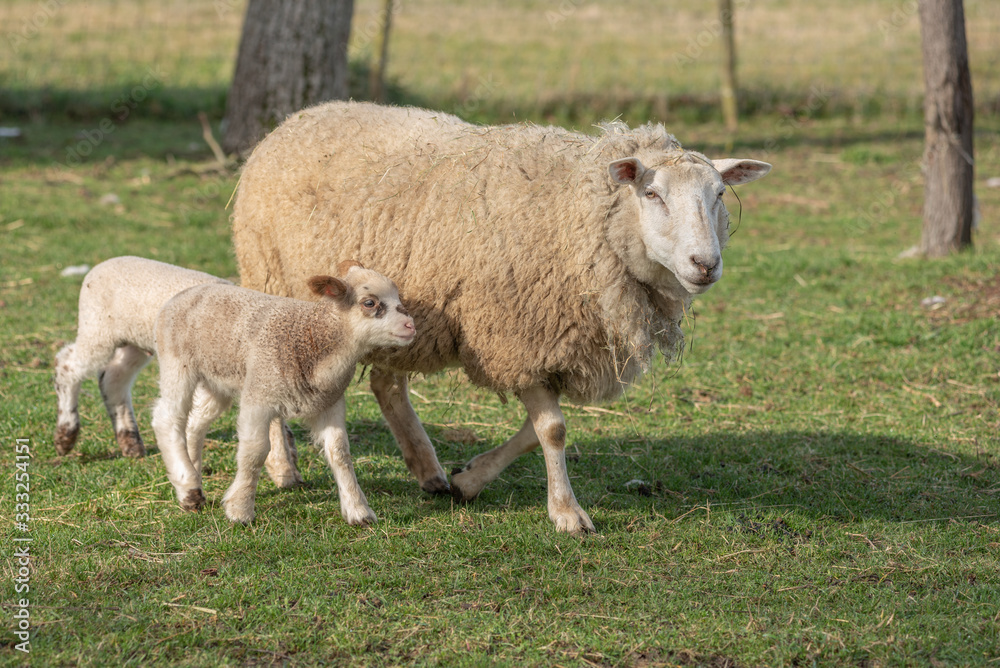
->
152, 262, 416, 525
232, 101, 772, 533
53, 256, 301, 486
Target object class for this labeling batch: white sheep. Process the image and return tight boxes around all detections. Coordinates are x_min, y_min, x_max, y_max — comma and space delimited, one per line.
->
53, 256, 301, 486
152, 262, 416, 525
231, 101, 772, 533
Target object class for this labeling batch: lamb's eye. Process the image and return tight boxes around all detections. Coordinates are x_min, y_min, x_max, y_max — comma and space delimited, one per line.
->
363, 299, 376, 308
644, 189, 658, 200
717, 189, 726, 199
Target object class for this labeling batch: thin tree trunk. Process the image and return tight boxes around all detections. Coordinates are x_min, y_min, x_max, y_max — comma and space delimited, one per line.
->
369, 0, 394, 103
918, 0, 974, 257
222, 0, 355, 156
719, 0, 738, 135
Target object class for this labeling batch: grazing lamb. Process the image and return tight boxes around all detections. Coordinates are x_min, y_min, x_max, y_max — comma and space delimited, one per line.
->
232, 101, 772, 533
152, 262, 416, 525
53, 256, 301, 486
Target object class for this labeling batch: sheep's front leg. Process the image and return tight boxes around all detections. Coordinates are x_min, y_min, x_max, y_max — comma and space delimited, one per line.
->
221, 405, 274, 524
520, 385, 594, 534
311, 397, 377, 526
99, 344, 152, 458
450, 417, 539, 501
370, 367, 450, 494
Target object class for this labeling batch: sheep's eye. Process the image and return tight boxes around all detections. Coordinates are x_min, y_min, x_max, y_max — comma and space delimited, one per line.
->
717, 189, 726, 199
644, 189, 658, 200
363, 299, 376, 308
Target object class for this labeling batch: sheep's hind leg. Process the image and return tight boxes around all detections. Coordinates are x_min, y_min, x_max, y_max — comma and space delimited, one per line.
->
265, 418, 303, 488
221, 405, 274, 524
99, 344, 152, 457
520, 385, 594, 534
370, 368, 449, 495
310, 397, 377, 526
450, 417, 539, 502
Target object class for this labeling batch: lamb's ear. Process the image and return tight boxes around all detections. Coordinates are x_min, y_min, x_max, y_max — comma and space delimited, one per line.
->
608, 157, 646, 185
307, 275, 351, 303
712, 159, 772, 186
337, 259, 365, 276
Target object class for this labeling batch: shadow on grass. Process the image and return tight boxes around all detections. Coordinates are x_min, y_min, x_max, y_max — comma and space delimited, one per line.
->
415, 428, 997, 527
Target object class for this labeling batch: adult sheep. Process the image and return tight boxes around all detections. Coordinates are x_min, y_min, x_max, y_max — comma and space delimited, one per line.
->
233, 101, 771, 534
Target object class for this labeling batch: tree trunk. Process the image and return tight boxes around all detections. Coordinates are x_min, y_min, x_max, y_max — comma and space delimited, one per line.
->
918, 0, 974, 257
368, 0, 394, 103
719, 0, 738, 135
222, 0, 355, 156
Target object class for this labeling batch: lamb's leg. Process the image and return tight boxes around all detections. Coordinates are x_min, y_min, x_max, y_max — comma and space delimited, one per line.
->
99, 344, 152, 458
370, 367, 449, 494
310, 397, 377, 526
54, 343, 88, 455
54, 337, 124, 455
450, 417, 539, 501
265, 418, 303, 488
184, 384, 232, 480
221, 405, 274, 524
151, 373, 205, 513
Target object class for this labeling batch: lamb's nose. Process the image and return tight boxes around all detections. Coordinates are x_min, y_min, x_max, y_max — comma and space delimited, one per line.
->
691, 255, 719, 278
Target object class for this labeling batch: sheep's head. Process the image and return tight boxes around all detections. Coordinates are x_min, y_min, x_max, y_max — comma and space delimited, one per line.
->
308, 261, 416, 348
609, 152, 771, 295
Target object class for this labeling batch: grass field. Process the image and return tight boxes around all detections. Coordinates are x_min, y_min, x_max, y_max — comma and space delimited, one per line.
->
2, 1, 1000, 666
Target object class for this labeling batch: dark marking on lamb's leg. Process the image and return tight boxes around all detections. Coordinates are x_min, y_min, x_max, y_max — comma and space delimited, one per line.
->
181, 488, 206, 512
54, 423, 80, 456
370, 367, 450, 495
116, 429, 146, 458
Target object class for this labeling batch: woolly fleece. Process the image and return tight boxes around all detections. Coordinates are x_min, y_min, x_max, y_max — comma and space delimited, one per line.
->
233, 102, 718, 403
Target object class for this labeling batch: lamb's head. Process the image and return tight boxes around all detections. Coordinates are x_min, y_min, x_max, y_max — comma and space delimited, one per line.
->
307, 261, 416, 349
609, 152, 771, 295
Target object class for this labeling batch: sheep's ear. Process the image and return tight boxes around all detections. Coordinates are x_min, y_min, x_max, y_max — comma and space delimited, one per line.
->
337, 259, 365, 276
608, 157, 646, 185
712, 159, 772, 186
308, 275, 351, 302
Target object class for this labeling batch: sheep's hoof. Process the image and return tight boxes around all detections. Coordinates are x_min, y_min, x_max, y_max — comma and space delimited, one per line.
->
180, 489, 206, 512
449, 468, 479, 503
54, 424, 79, 455
116, 430, 146, 458
267, 469, 305, 489
420, 474, 451, 496
551, 507, 596, 535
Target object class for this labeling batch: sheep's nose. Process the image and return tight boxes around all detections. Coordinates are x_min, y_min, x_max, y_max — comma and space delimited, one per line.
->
691, 255, 720, 279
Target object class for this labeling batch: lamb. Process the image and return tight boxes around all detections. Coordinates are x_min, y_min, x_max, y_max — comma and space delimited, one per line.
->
53, 256, 301, 487
231, 101, 772, 533
152, 262, 416, 525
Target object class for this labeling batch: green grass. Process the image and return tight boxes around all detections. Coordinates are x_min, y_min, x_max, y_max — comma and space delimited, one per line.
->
2, 2, 1000, 665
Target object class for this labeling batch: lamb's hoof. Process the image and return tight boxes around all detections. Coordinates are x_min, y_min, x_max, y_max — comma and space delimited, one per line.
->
116, 430, 146, 458
449, 467, 479, 503
420, 474, 451, 496
54, 424, 79, 455
180, 489, 206, 512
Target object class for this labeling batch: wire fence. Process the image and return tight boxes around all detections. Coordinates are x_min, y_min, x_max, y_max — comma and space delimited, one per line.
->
2, 0, 999, 124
